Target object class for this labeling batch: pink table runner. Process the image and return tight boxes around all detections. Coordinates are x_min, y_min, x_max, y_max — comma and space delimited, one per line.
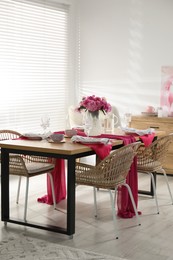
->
100, 134, 140, 218
100, 133, 154, 217
37, 159, 66, 205
36, 131, 154, 217
71, 132, 140, 218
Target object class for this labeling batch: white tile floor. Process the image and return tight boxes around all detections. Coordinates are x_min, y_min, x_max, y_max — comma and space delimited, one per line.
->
1, 172, 173, 260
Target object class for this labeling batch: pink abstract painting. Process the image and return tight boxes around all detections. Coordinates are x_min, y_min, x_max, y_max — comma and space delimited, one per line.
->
161, 66, 173, 116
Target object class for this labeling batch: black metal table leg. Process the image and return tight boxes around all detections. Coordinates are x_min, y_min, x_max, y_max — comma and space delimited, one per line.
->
138, 172, 157, 197
66, 157, 76, 236
1, 148, 76, 236
1, 149, 10, 222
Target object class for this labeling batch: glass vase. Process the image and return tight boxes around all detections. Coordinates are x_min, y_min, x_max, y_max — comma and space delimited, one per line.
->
84, 110, 102, 136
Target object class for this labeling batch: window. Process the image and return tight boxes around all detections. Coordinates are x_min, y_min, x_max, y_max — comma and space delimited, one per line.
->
0, 0, 70, 133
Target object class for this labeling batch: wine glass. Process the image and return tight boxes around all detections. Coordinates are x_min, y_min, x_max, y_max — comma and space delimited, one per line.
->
40, 114, 50, 136
123, 112, 132, 127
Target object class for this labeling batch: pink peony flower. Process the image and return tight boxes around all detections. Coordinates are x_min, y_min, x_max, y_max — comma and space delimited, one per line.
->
77, 95, 112, 114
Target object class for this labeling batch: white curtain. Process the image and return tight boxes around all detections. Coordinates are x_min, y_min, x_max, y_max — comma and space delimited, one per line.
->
0, 0, 70, 133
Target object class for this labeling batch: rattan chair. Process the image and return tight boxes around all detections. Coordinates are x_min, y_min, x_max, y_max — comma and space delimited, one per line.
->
0, 129, 21, 140
0, 129, 21, 177
136, 134, 173, 214
75, 143, 141, 239
0, 129, 56, 222
68, 105, 84, 128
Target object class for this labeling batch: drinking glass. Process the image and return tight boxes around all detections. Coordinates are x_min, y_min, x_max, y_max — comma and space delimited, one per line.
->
40, 114, 50, 134
123, 112, 132, 127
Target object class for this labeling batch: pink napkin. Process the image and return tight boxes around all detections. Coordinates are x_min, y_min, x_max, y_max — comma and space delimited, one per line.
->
83, 143, 112, 160
72, 130, 112, 159
139, 133, 155, 146
100, 134, 135, 143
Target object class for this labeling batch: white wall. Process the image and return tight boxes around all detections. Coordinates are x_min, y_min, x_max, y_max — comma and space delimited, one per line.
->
75, 0, 173, 121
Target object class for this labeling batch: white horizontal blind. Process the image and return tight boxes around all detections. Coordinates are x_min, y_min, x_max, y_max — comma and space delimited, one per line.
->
0, 0, 70, 133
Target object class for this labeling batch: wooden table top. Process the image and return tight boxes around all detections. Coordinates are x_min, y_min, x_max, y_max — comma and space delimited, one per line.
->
0, 138, 123, 156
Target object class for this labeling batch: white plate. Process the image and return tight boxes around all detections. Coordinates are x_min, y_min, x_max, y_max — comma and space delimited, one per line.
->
141, 112, 158, 117
71, 135, 110, 144
122, 127, 155, 136
47, 138, 66, 143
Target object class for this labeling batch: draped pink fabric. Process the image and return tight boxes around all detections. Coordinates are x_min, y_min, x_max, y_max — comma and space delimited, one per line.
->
37, 159, 66, 205
43, 131, 152, 216
100, 134, 140, 218
75, 133, 141, 218
25, 130, 153, 214
19, 135, 66, 205
84, 143, 112, 160
139, 133, 155, 147
100, 133, 154, 217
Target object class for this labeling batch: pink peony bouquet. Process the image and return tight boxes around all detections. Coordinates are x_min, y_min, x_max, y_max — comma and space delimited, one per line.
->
77, 95, 112, 115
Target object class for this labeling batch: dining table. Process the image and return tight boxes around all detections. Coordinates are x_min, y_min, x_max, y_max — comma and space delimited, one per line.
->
0, 136, 124, 237
0, 130, 162, 236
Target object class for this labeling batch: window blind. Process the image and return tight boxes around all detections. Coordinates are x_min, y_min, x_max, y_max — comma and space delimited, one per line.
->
0, 0, 70, 133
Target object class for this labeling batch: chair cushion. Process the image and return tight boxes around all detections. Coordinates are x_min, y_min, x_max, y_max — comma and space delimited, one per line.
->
25, 162, 54, 175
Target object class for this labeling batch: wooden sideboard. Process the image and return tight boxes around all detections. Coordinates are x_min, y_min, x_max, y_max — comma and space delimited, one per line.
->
130, 115, 173, 175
